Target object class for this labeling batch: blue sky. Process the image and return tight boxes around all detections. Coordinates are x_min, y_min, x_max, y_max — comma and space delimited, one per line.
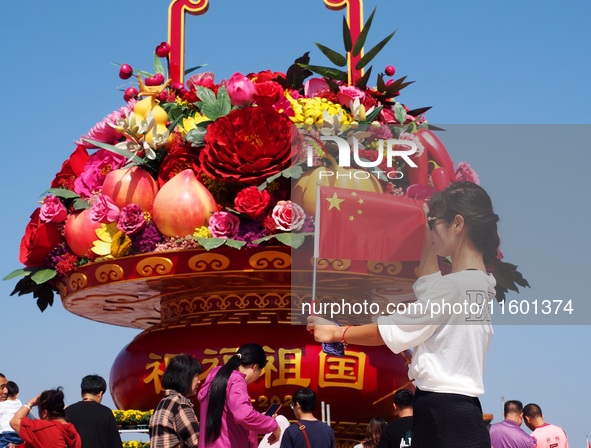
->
1, 0, 590, 445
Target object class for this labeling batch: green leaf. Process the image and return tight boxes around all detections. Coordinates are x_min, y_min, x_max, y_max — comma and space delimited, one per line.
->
35, 284, 54, 312
153, 54, 166, 75
314, 42, 347, 67
356, 31, 396, 70
298, 64, 347, 82
225, 239, 247, 250
3, 268, 31, 281
376, 74, 387, 93
258, 164, 305, 190
81, 138, 144, 165
356, 66, 372, 90
394, 102, 407, 125
352, 7, 377, 57
197, 238, 226, 251
275, 233, 306, 249
406, 106, 432, 117
31, 269, 57, 285
363, 105, 384, 123
195, 86, 217, 104
342, 16, 352, 52
41, 188, 79, 200
185, 125, 209, 147
136, 69, 154, 78
73, 198, 90, 211
200, 85, 232, 121
184, 64, 207, 76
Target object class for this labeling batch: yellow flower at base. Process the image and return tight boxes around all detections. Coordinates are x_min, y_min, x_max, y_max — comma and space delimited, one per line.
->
91, 224, 119, 258
179, 112, 211, 135
194, 226, 212, 239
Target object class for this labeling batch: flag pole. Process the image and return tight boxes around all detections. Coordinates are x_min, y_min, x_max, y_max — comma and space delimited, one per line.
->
311, 182, 321, 318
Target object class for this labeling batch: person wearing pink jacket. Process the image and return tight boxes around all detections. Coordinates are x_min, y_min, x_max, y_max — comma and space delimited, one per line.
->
198, 343, 281, 448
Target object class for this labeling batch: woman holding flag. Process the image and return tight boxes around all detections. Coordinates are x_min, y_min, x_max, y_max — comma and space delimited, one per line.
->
307, 181, 500, 448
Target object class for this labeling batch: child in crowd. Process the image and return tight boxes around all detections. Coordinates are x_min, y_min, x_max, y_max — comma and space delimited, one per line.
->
0, 381, 24, 447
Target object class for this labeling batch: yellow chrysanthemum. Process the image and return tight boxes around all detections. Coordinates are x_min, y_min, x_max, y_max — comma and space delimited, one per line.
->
111, 231, 133, 258
286, 92, 352, 127
91, 223, 119, 257
178, 112, 210, 135
194, 226, 212, 239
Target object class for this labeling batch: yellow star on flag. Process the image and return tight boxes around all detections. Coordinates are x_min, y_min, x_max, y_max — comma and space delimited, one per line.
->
326, 193, 345, 210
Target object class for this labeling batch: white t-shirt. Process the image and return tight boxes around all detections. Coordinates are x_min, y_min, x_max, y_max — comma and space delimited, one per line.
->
0, 398, 23, 432
377, 270, 495, 397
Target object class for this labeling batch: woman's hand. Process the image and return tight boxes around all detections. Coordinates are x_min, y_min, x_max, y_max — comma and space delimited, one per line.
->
306, 316, 339, 343
267, 425, 282, 445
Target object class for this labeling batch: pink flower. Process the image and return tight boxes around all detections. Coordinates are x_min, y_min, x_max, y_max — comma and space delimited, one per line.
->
272, 200, 305, 231
225, 72, 256, 106
497, 247, 504, 260
39, 196, 67, 223
208, 211, 240, 239
186, 72, 215, 90
337, 85, 366, 108
455, 162, 480, 185
76, 105, 132, 148
304, 78, 330, 97
117, 204, 147, 235
90, 194, 120, 223
74, 150, 127, 198
378, 108, 396, 124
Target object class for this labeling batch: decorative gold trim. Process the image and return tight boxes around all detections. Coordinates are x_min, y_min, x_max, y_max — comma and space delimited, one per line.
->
188, 253, 231, 271
249, 251, 292, 269
56, 281, 68, 297
367, 261, 402, 276
95, 264, 124, 283
316, 258, 352, 271
136, 257, 173, 277
68, 273, 88, 291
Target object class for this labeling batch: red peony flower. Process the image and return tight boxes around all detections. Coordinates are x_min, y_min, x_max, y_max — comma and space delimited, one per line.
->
157, 134, 202, 187
50, 145, 90, 190
200, 107, 297, 184
234, 186, 271, 219
19, 208, 64, 267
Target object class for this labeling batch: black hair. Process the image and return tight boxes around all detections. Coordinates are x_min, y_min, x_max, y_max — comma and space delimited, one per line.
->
429, 181, 500, 266
363, 417, 387, 448
81, 375, 107, 395
292, 387, 317, 413
523, 403, 543, 419
504, 400, 523, 416
162, 354, 203, 397
393, 388, 414, 409
205, 343, 267, 444
38, 388, 66, 420
6, 381, 19, 398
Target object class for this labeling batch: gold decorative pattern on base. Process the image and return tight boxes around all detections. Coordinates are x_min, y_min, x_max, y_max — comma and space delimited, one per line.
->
136, 257, 173, 276
95, 264, 124, 283
188, 253, 230, 271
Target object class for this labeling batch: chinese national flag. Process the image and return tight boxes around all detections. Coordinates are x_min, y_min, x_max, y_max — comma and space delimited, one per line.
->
315, 186, 426, 262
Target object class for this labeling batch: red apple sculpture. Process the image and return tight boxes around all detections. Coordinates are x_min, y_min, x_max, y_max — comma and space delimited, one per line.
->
152, 169, 217, 237
101, 166, 159, 211
64, 209, 103, 257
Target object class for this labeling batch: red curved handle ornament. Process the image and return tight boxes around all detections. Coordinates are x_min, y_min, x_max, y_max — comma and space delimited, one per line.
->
168, 0, 210, 84
324, 0, 364, 84
416, 129, 457, 182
